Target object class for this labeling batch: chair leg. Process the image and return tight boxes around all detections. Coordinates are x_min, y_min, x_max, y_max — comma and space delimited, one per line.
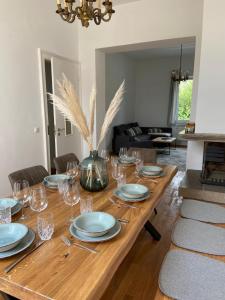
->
154, 208, 158, 215
144, 221, 161, 241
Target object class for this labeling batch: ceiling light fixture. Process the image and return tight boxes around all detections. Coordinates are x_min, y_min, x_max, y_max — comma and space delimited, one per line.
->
171, 44, 189, 82
56, 0, 115, 28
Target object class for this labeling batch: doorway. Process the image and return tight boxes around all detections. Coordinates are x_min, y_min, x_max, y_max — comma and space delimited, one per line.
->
38, 50, 82, 173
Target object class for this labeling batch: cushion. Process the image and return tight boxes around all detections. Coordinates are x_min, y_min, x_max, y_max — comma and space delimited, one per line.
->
148, 132, 171, 137
134, 135, 150, 142
148, 128, 163, 134
126, 128, 137, 137
133, 126, 143, 135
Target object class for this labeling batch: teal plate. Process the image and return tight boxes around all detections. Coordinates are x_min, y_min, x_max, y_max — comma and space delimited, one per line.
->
12, 202, 23, 216
69, 220, 121, 243
114, 189, 150, 202
139, 171, 165, 178
0, 198, 18, 209
0, 229, 35, 259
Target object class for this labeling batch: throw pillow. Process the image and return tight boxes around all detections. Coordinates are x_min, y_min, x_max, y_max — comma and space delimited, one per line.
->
133, 126, 142, 135
126, 128, 136, 137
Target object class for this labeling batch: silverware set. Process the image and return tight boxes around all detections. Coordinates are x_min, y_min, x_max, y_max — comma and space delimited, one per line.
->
60, 235, 98, 254
108, 197, 139, 209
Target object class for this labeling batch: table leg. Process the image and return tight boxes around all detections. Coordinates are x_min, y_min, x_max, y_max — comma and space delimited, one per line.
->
144, 221, 161, 241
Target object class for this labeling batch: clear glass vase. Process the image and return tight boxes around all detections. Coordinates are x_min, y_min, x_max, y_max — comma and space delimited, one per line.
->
80, 150, 109, 192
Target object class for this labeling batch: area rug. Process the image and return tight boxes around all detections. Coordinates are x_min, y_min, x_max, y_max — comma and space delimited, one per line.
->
157, 148, 186, 172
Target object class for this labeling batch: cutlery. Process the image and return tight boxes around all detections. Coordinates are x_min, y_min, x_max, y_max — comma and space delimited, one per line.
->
60, 235, 98, 254
117, 218, 129, 224
108, 197, 139, 209
4, 240, 45, 273
136, 175, 158, 184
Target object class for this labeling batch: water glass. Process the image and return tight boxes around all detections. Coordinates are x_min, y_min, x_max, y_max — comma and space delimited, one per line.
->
13, 180, 31, 220
100, 149, 110, 162
37, 212, 54, 241
117, 173, 126, 188
30, 187, 48, 212
0, 206, 11, 224
119, 147, 128, 160
58, 180, 68, 196
132, 150, 142, 163
66, 161, 79, 179
80, 196, 93, 214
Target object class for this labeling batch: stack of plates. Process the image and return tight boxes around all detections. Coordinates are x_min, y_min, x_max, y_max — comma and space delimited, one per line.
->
119, 156, 136, 165
139, 166, 164, 178
0, 223, 35, 259
0, 198, 22, 216
70, 212, 121, 242
114, 183, 150, 202
43, 174, 71, 189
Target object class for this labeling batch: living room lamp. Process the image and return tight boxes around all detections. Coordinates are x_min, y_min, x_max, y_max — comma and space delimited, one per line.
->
56, 0, 115, 27
171, 44, 189, 83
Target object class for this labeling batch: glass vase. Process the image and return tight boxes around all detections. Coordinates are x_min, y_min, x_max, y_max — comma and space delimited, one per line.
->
80, 150, 109, 192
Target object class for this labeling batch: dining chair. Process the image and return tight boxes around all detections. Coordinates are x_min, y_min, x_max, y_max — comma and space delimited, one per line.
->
8, 165, 49, 188
128, 147, 157, 163
53, 153, 79, 174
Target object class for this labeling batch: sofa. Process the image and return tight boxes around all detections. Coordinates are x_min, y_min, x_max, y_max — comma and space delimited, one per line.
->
112, 122, 172, 154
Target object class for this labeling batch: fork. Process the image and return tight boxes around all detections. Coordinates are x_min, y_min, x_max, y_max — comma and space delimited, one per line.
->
60, 235, 98, 254
108, 197, 139, 209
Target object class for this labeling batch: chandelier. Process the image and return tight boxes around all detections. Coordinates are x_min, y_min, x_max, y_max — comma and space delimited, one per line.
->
171, 44, 189, 82
56, 0, 115, 27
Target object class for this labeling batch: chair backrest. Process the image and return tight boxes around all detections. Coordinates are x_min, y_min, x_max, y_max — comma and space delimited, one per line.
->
8, 165, 49, 188
128, 147, 157, 163
53, 153, 79, 174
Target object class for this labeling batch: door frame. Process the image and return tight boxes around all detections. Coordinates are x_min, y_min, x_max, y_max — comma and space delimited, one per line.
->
38, 49, 81, 172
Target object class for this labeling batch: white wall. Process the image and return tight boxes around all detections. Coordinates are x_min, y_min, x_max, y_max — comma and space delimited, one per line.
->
134, 54, 194, 127
0, 0, 79, 195
186, 0, 225, 169
78, 0, 204, 154
105, 53, 136, 150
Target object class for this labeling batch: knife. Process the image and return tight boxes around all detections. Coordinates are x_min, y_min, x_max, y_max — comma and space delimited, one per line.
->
4, 240, 45, 273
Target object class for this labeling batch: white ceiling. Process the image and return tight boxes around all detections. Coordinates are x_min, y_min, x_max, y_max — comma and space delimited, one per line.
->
123, 44, 195, 60
113, 0, 141, 5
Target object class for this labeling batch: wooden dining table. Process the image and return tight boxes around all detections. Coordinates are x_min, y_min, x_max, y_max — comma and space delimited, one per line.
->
0, 164, 177, 300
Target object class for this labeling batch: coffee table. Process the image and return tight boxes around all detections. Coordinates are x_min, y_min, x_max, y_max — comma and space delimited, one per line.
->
152, 137, 176, 155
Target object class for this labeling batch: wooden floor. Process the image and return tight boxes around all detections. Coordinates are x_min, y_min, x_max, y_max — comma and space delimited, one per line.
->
101, 176, 181, 300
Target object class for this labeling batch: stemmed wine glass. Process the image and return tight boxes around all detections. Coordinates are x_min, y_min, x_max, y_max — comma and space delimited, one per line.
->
111, 156, 118, 167
30, 187, 48, 212
112, 164, 126, 188
119, 147, 128, 161
100, 149, 110, 162
66, 161, 79, 180
63, 181, 80, 222
13, 180, 31, 220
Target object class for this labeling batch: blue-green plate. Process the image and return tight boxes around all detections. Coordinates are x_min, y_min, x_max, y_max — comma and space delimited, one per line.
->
114, 188, 150, 202
0, 198, 18, 209
0, 229, 35, 259
69, 220, 121, 243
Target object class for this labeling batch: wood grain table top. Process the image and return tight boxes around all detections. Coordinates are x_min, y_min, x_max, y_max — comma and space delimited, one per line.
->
0, 164, 177, 300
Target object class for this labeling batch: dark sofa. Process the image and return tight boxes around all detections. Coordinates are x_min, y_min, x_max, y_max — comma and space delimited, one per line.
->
112, 122, 172, 154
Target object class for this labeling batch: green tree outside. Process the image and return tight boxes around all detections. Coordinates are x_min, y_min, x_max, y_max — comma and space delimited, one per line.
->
178, 80, 193, 120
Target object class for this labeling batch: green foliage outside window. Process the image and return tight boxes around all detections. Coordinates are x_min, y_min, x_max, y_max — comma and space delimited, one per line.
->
178, 80, 193, 121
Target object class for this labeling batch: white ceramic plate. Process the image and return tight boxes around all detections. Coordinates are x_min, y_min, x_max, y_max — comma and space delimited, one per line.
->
70, 220, 121, 243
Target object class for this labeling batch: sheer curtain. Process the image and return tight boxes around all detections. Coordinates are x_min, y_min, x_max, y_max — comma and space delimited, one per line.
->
167, 78, 179, 126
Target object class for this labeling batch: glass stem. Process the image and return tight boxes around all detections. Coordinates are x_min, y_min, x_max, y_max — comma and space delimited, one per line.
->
70, 205, 74, 222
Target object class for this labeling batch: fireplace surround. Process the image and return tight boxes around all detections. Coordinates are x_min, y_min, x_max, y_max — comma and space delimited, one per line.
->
201, 142, 225, 186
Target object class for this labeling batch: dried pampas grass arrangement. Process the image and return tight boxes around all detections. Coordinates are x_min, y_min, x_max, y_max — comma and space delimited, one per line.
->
49, 74, 125, 151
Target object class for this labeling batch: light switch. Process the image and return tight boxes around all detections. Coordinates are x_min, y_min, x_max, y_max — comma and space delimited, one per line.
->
34, 127, 40, 134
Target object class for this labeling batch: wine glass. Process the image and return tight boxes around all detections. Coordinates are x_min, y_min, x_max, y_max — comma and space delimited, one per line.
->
112, 164, 125, 188
100, 149, 110, 162
13, 180, 31, 220
132, 150, 141, 163
63, 182, 80, 222
66, 161, 79, 180
37, 212, 54, 241
30, 187, 48, 212
119, 147, 128, 160
135, 159, 144, 175
111, 156, 118, 167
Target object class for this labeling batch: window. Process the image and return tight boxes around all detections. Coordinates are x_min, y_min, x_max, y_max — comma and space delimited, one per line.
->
177, 79, 193, 122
